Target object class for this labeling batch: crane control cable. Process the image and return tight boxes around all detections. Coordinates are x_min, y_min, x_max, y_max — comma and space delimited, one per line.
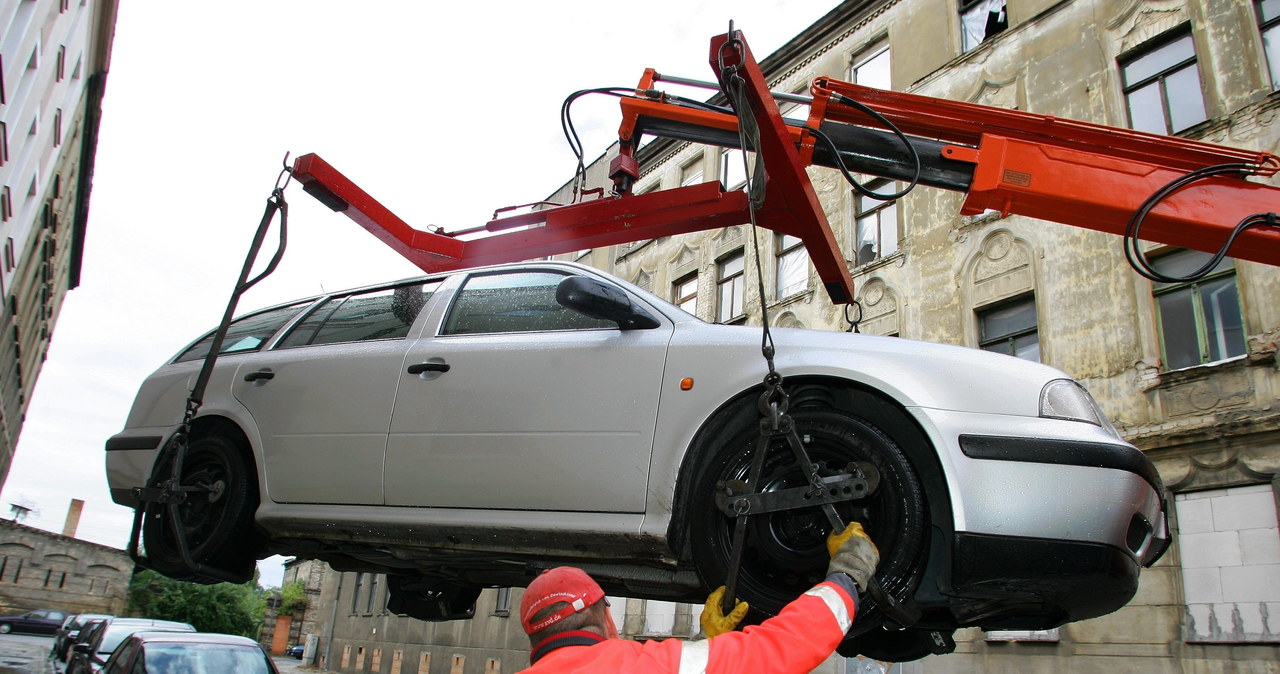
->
1124, 161, 1280, 283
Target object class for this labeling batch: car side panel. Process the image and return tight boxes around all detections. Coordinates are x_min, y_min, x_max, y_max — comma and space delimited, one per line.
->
385, 326, 671, 512
232, 341, 412, 505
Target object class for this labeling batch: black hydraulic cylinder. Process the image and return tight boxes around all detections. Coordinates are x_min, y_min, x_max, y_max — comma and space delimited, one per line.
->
634, 115, 976, 193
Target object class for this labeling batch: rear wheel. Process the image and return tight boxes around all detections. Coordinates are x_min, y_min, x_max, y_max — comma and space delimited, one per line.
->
688, 406, 928, 635
142, 433, 260, 584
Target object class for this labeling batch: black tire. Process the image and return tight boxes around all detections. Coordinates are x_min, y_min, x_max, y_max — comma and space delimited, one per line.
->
688, 407, 928, 634
142, 433, 259, 584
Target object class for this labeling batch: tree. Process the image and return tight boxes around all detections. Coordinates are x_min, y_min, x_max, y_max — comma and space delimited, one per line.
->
277, 579, 310, 614
127, 569, 268, 638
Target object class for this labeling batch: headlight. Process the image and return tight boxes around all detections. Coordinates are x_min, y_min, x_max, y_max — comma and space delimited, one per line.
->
1039, 379, 1121, 439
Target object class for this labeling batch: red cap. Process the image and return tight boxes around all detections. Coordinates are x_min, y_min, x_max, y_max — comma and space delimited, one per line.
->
520, 567, 606, 634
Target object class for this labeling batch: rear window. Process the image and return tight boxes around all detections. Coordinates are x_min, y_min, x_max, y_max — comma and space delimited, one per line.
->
174, 302, 309, 363
143, 643, 273, 673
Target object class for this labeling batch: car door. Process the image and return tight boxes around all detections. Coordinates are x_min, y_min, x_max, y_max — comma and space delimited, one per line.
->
384, 269, 672, 512
232, 280, 441, 504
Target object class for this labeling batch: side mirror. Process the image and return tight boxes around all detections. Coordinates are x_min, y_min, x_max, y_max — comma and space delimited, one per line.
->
556, 276, 660, 330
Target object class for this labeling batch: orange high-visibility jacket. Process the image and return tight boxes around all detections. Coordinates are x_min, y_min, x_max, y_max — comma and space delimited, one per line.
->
518, 578, 857, 674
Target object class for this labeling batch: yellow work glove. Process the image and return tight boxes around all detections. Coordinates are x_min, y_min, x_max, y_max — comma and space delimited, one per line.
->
700, 585, 749, 638
826, 521, 880, 591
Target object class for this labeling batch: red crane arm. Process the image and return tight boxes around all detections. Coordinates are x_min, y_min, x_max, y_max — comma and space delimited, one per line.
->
292, 29, 1279, 306
807, 77, 1280, 268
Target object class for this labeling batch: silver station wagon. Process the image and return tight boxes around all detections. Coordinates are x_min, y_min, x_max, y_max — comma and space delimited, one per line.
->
107, 261, 1168, 661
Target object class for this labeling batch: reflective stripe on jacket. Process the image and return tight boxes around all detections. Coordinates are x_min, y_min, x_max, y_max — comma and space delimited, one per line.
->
517, 578, 856, 674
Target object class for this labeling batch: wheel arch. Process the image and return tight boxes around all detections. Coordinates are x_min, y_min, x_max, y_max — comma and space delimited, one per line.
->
668, 376, 954, 566
186, 415, 261, 503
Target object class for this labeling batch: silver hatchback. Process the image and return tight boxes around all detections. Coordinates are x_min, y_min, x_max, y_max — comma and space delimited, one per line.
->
107, 261, 1168, 661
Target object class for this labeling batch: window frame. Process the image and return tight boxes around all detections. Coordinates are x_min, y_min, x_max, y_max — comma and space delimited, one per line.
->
1150, 250, 1247, 370
680, 155, 705, 187
775, 234, 810, 299
673, 272, 698, 316
1257, 0, 1280, 89
720, 147, 747, 190
716, 250, 745, 323
960, 0, 1008, 53
850, 40, 891, 90
853, 179, 899, 267
977, 294, 1040, 362
1120, 29, 1208, 134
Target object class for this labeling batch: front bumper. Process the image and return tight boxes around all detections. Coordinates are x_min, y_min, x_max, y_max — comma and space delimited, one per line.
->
912, 408, 1169, 566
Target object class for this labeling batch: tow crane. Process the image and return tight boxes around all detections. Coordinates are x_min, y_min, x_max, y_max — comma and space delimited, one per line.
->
281, 27, 1277, 646
132, 26, 1277, 655
291, 30, 1279, 307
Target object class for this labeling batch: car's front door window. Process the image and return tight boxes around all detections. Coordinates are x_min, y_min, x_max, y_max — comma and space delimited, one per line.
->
441, 271, 614, 335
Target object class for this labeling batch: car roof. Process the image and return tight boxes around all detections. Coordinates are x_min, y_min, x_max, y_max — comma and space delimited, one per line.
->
103, 617, 194, 627
130, 631, 260, 646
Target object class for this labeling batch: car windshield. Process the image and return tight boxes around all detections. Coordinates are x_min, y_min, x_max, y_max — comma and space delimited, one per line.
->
142, 643, 272, 673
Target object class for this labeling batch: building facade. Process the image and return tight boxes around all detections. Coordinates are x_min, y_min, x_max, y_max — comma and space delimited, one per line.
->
0, 518, 132, 615
260, 557, 328, 656
0, 0, 118, 488
306, 1, 1280, 672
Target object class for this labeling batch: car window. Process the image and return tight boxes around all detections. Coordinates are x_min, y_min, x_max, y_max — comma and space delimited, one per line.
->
99, 625, 145, 654
144, 643, 274, 673
277, 281, 440, 348
105, 637, 140, 674
441, 271, 615, 335
174, 302, 309, 363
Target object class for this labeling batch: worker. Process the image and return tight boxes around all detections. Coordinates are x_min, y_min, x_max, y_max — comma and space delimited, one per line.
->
516, 522, 879, 673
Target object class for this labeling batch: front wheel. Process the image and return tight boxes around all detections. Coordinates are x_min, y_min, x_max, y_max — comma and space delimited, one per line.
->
688, 407, 928, 634
142, 433, 260, 584
0, 623, 11, 634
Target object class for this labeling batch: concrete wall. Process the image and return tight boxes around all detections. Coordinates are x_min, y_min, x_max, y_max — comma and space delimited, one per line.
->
0, 519, 132, 616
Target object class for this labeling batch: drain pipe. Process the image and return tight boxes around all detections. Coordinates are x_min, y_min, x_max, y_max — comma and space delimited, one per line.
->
322, 572, 344, 668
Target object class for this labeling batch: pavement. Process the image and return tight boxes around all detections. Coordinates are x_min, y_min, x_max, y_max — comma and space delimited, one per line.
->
0, 634, 54, 674
271, 654, 337, 674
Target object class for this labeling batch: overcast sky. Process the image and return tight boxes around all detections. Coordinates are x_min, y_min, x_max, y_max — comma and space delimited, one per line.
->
0, 0, 840, 588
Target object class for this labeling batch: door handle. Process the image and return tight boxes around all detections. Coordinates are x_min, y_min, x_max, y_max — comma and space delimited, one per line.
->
407, 362, 451, 375
244, 370, 275, 382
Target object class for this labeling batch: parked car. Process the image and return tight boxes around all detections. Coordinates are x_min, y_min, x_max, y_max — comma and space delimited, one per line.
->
100, 631, 278, 674
51, 613, 112, 663
286, 643, 304, 659
0, 608, 70, 635
67, 618, 195, 674
106, 261, 1170, 661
